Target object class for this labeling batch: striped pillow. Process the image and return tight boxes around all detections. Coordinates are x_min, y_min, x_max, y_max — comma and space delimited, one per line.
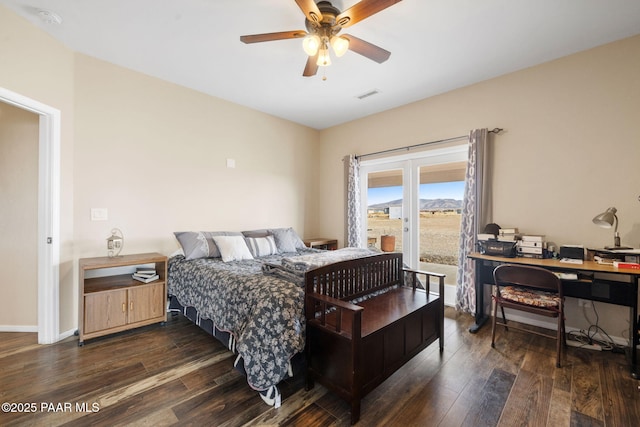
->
245, 235, 278, 257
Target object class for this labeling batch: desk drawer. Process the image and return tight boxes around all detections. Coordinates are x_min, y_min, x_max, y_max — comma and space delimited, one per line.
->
562, 279, 634, 307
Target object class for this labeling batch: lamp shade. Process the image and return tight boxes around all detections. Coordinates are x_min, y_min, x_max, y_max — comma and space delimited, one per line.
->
316, 48, 331, 66
330, 36, 349, 57
302, 35, 321, 56
592, 206, 631, 249
592, 207, 617, 228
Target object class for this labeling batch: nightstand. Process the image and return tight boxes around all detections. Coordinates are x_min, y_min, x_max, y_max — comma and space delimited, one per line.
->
303, 238, 338, 251
78, 252, 167, 345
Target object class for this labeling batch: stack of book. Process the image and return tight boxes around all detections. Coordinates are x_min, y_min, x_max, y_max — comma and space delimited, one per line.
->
498, 228, 520, 242
132, 267, 159, 283
613, 261, 640, 270
477, 233, 497, 241
516, 235, 545, 259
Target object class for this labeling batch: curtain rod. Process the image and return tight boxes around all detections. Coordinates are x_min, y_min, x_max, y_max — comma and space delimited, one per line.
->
355, 128, 503, 160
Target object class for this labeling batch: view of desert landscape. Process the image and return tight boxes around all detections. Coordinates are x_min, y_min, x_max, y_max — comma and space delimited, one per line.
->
367, 210, 462, 266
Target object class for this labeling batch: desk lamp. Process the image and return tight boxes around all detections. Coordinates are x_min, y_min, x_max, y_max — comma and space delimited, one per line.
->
592, 207, 632, 249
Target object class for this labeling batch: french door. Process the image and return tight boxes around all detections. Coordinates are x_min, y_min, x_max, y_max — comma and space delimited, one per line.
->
359, 144, 467, 304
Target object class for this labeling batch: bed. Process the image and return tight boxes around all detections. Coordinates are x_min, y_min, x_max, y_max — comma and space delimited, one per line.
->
167, 227, 378, 406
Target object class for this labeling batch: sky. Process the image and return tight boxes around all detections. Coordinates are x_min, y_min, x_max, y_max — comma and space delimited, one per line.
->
368, 181, 465, 206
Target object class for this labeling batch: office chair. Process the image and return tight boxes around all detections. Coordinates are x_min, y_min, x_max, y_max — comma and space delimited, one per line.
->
491, 264, 566, 367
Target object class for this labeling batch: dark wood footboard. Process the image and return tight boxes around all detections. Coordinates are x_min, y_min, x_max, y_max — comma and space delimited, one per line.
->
304, 253, 445, 424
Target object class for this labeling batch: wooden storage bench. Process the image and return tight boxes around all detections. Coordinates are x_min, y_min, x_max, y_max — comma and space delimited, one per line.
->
304, 252, 445, 424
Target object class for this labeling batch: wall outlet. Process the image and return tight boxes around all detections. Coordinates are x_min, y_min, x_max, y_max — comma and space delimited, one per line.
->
578, 298, 592, 308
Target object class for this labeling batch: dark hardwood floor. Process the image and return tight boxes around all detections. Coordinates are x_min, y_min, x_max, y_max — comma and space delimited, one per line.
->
1, 308, 639, 426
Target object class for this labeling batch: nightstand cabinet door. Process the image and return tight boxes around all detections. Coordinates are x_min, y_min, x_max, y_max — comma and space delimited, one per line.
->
84, 289, 128, 334
128, 282, 165, 324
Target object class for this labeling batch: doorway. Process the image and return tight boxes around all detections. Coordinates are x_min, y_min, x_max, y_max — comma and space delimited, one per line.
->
0, 87, 61, 344
0, 103, 39, 330
359, 144, 467, 305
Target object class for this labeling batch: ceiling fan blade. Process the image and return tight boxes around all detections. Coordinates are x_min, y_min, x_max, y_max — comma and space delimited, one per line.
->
240, 30, 307, 44
343, 34, 390, 63
336, 0, 402, 28
303, 53, 319, 77
295, 0, 323, 24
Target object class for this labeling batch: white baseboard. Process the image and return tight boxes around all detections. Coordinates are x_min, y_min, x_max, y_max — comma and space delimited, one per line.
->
58, 328, 76, 341
444, 284, 456, 307
0, 325, 38, 333
0, 326, 76, 344
428, 283, 456, 307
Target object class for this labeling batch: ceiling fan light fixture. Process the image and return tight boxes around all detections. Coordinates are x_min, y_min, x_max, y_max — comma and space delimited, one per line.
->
330, 36, 349, 57
240, 0, 402, 77
302, 34, 321, 56
316, 48, 332, 67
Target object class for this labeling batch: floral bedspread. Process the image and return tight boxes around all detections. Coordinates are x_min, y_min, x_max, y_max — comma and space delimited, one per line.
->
263, 247, 378, 286
167, 250, 317, 392
281, 247, 378, 272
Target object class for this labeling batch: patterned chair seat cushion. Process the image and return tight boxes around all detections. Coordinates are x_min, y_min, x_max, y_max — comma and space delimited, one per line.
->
500, 286, 560, 308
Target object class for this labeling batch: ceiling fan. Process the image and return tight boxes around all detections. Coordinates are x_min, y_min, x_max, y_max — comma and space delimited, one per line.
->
240, 0, 402, 77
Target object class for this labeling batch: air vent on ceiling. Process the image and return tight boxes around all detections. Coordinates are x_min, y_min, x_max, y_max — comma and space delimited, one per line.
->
356, 89, 381, 100
36, 9, 63, 25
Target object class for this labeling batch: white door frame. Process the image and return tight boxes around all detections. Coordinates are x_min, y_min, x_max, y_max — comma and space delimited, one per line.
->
0, 87, 61, 344
359, 159, 410, 255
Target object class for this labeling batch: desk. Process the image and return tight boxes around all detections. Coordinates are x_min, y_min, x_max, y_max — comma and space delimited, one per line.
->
467, 253, 640, 379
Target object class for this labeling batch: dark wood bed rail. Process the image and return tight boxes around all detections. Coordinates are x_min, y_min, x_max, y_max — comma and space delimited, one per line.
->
306, 253, 404, 301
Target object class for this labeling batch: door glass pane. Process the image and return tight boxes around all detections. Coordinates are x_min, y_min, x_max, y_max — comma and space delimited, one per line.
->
366, 169, 403, 253
418, 162, 466, 286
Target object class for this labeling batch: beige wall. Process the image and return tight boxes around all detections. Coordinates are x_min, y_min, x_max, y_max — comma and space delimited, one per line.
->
73, 54, 319, 258
317, 35, 640, 339
0, 103, 39, 328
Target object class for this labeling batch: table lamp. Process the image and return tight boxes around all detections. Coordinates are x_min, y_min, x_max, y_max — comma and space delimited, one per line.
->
592, 207, 632, 249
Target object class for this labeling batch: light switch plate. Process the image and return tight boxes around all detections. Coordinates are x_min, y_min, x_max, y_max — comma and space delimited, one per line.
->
91, 208, 108, 221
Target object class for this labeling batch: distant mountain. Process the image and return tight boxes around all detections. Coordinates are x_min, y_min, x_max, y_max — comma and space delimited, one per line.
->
419, 199, 463, 210
369, 198, 462, 210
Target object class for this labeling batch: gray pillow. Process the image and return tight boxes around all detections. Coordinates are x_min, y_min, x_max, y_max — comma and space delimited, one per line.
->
174, 231, 243, 260
242, 229, 270, 238
268, 228, 305, 253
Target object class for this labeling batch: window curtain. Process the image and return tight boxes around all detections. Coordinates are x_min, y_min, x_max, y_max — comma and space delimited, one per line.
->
344, 154, 362, 248
456, 128, 491, 314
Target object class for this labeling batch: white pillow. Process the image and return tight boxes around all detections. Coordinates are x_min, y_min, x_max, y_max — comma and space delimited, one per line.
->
245, 235, 278, 257
212, 236, 254, 262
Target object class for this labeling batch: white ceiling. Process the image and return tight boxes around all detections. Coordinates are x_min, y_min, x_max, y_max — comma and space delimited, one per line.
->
2, 0, 640, 129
